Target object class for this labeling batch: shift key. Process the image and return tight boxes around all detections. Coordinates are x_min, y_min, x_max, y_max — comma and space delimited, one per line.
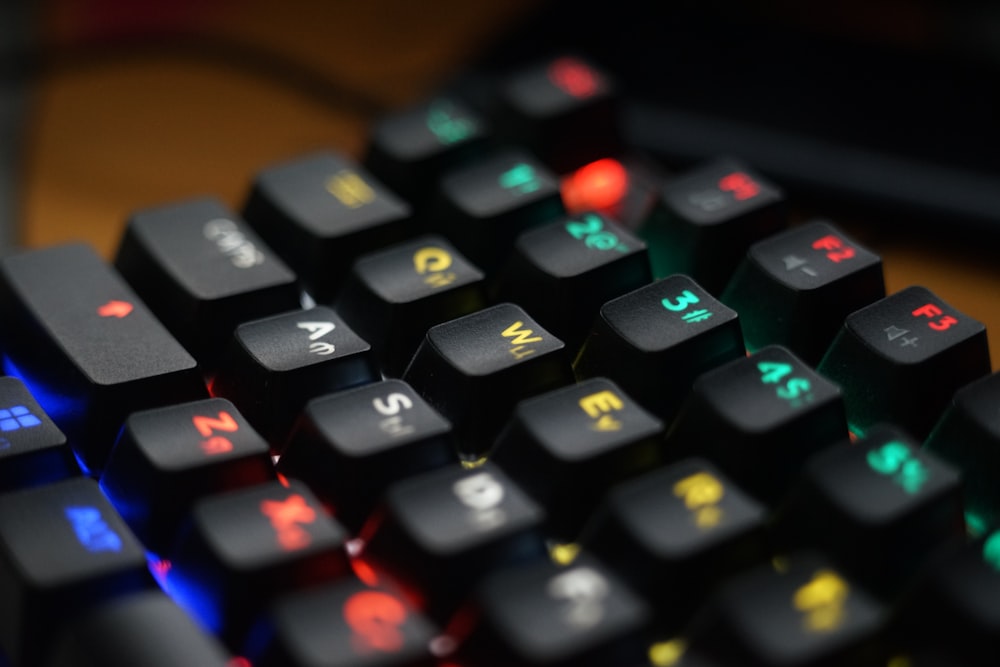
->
0, 243, 207, 473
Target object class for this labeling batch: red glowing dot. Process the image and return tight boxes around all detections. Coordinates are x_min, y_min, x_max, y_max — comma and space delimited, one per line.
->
344, 590, 408, 653
547, 57, 600, 98
351, 557, 381, 587
227, 658, 253, 667
561, 158, 629, 214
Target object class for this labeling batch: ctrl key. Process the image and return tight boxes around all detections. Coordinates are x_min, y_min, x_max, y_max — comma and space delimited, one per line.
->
0, 477, 151, 666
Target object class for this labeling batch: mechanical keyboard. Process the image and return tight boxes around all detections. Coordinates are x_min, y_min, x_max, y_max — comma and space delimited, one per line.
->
1, 52, 998, 667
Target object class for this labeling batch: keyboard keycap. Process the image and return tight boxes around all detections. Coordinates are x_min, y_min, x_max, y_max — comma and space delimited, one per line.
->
721, 220, 885, 364
100, 398, 276, 554
640, 157, 786, 291
0, 376, 77, 491
402, 303, 571, 458
211, 305, 379, 448
277, 379, 456, 532
818, 285, 991, 439
0, 243, 207, 472
335, 234, 486, 376
115, 197, 301, 365
573, 275, 744, 421
0, 477, 151, 665
490, 378, 664, 540
242, 151, 412, 300
668, 345, 848, 504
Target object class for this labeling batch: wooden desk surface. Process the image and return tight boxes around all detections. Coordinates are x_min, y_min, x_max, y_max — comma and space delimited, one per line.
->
21, 1, 1000, 369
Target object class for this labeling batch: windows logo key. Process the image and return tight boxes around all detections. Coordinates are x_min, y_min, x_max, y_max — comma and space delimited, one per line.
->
0, 406, 42, 432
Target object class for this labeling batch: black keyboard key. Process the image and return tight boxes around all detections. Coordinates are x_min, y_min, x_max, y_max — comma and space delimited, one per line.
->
211, 305, 378, 448
277, 379, 457, 533
721, 220, 885, 364
0, 243, 207, 473
818, 286, 991, 439
0, 376, 77, 491
492, 211, 652, 350
688, 553, 888, 667
497, 55, 619, 173
114, 197, 301, 365
668, 345, 848, 504
242, 151, 412, 300
581, 458, 767, 632
365, 96, 490, 204
456, 556, 651, 667
45, 591, 232, 667
491, 378, 664, 540
359, 462, 547, 622
100, 398, 275, 554
573, 275, 744, 420
247, 578, 437, 667
334, 234, 486, 376
0, 477, 151, 665
640, 157, 786, 291
166, 479, 350, 646
402, 302, 571, 458
925, 371, 1000, 532
433, 148, 564, 271
778, 426, 964, 596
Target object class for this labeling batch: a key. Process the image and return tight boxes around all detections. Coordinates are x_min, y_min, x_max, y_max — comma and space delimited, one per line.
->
99, 398, 276, 555
114, 197, 301, 365
667, 345, 848, 504
721, 220, 885, 364
573, 275, 744, 421
45, 591, 233, 667
210, 305, 379, 448
0, 243, 207, 473
334, 234, 486, 376
817, 286, 991, 439
0, 376, 77, 491
580, 458, 768, 633
492, 211, 652, 351
402, 302, 571, 458
432, 148, 564, 271
242, 151, 412, 300
0, 477, 151, 665
490, 378, 664, 541
277, 379, 457, 533
639, 157, 786, 291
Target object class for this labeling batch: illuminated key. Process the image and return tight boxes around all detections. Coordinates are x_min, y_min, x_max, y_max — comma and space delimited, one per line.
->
365, 96, 489, 202
0, 376, 78, 491
493, 212, 652, 350
100, 398, 275, 554
573, 275, 744, 420
211, 306, 378, 447
925, 371, 1000, 529
114, 197, 301, 366
246, 578, 437, 667
0, 477, 150, 665
721, 220, 885, 364
360, 462, 547, 623
497, 55, 619, 172
242, 151, 411, 300
667, 345, 848, 504
166, 479, 350, 647
334, 234, 486, 375
46, 591, 233, 667
687, 553, 888, 666
639, 157, 786, 291
817, 286, 991, 439
491, 378, 664, 540
581, 458, 767, 632
402, 302, 571, 457
778, 426, 964, 596
0, 243, 207, 473
277, 379, 456, 532
434, 149, 564, 271
457, 555, 651, 667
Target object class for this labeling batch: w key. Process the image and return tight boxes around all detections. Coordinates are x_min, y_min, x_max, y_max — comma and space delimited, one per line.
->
0, 243, 207, 473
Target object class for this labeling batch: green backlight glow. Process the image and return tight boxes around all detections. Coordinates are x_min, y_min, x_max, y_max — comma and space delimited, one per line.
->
426, 100, 476, 145
982, 531, 1000, 570
499, 163, 541, 195
866, 441, 928, 495
966, 510, 988, 539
